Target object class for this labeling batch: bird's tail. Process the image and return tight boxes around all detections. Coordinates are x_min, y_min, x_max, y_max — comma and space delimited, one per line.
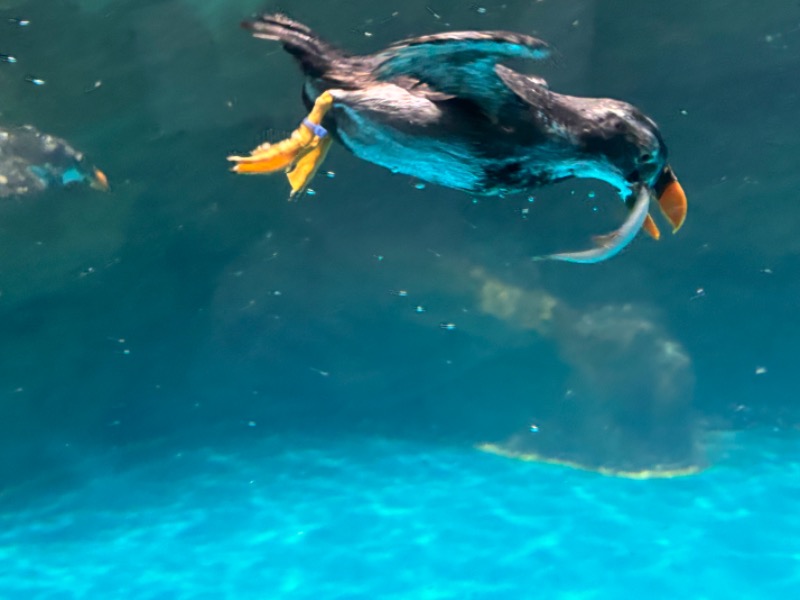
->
242, 13, 345, 78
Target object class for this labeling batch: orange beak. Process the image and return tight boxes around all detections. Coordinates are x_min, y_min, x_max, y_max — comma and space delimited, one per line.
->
643, 214, 661, 240
654, 166, 687, 233
90, 167, 110, 191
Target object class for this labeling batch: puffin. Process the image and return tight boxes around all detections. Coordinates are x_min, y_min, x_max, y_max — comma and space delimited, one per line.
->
228, 13, 687, 263
0, 125, 108, 198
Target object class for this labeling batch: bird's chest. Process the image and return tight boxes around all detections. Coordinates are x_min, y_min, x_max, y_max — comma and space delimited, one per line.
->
336, 113, 486, 191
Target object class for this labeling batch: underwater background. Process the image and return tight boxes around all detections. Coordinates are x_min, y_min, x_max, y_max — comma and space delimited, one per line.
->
1, 0, 799, 597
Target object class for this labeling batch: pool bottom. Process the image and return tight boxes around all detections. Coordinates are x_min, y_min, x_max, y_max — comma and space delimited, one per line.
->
0, 430, 797, 599
477, 442, 704, 479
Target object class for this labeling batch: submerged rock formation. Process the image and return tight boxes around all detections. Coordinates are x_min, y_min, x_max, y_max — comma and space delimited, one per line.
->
474, 269, 700, 475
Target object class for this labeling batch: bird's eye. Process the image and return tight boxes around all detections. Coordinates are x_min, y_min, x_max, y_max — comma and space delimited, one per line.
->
638, 153, 652, 164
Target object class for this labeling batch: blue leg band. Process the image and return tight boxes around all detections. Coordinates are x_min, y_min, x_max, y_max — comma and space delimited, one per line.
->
302, 119, 328, 138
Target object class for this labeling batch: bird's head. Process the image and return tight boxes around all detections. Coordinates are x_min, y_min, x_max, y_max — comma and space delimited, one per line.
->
578, 100, 686, 238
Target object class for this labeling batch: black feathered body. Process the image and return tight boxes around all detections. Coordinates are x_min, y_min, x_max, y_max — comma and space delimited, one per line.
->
247, 14, 669, 198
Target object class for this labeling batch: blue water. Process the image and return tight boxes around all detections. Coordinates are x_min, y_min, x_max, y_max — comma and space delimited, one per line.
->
2, 431, 798, 599
3, 1, 800, 597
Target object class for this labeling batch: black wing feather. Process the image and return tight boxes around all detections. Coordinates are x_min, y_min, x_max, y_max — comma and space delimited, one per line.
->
372, 31, 550, 116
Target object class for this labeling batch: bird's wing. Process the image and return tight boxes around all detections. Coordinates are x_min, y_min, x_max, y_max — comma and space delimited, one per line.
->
372, 31, 551, 112
493, 63, 551, 105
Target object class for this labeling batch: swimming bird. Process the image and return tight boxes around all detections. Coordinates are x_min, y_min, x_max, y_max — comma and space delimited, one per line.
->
228, 13, 686, 263
0, 125, 108, 198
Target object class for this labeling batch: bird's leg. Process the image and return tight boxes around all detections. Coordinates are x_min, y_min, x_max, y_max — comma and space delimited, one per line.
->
227, 91, 334, 197
286, 135, 332, 199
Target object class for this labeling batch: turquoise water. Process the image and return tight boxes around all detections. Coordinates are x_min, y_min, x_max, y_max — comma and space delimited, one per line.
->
2, 431, 798, 599
2, 0, 800, 596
